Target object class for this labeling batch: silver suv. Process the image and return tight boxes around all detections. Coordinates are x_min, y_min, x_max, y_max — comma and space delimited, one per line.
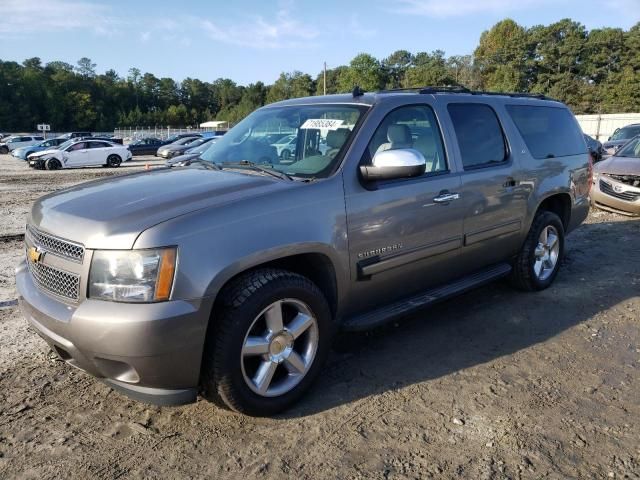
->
17, 88, 591, 416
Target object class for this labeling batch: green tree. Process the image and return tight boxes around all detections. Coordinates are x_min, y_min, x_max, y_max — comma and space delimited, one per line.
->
474, 19, 528, 91
338, 53, 385, 92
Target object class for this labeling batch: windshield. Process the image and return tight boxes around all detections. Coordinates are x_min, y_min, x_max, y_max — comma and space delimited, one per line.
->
199, 104, 366, 178
616, 136, 640, 158
611, 126, 640, 141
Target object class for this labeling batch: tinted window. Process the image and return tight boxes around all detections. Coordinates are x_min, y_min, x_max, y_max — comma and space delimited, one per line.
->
34, 136, 44, 140
89, 141, 110, 148
506, 105, 585, 159
366, 105, 448, 175
448, 103, 506, 169
68, 142, 87, 151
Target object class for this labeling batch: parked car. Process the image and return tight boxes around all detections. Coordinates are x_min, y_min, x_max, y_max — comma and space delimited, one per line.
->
85, 136, 124, 145
164, 133, 202, 144
127, 137, 168, 156
165, 137, 220, 166
0, 135, 45, 154
591, 135, 640, 216
271, 134, 297, 160
584, 134, 604, 162
602, 124, 640, 156
60, 132, 92, 140
16, 88, 590, 416
27, 139, 131, 169
156, 136, 205, 159
11, 137, 67, 160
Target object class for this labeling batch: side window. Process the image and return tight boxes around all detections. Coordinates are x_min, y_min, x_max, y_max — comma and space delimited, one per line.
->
68, 142, 87, 151
366, 105, 448, 175
448, 103, 507, 169
505, 105, 585, 159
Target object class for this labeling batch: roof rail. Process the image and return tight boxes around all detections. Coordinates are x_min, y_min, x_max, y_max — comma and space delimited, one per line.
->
469, 90, 554, 100
377, 85, 470, 95
376, 86, 557, 101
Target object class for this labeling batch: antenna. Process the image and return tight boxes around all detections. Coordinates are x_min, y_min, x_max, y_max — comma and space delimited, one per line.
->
352, 85, 365, 97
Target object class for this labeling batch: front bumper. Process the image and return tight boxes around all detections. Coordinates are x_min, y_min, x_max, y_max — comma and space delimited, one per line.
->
16, 260, 213, 405
591, 177, 640, 216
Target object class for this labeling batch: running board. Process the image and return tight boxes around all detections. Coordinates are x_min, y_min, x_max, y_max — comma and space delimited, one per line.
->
341, 262, 512, 331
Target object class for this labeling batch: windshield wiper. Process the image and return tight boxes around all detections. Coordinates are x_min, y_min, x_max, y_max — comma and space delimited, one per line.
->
221, 160, 294, 181
173, 158, 221, 170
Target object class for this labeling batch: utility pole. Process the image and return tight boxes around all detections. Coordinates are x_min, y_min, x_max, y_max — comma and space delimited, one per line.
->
323, 62, 327, 96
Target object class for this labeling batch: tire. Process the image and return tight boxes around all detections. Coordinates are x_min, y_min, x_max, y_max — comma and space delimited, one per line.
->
0, 146, 8, 155
44, 158, 62, 170
107, 154, 121, 168
510, 211, 565, 291
281, 149, 291, 161
201, 269, 332, 416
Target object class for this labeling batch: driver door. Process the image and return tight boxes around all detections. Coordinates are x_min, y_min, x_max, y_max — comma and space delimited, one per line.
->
64, 142, 90, 167
344, 104, 466, 315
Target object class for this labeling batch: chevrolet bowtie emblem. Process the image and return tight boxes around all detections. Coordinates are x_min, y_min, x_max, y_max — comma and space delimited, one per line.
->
28, 246, 43, 264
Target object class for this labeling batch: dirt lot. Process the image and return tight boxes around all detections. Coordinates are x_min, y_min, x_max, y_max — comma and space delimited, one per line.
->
0, 153, 638, 479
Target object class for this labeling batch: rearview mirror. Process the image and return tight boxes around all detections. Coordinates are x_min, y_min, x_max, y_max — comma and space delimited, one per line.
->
360, 148, 426, 181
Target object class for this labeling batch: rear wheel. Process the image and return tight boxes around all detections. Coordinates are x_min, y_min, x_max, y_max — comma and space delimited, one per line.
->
510, 211, 565, 291
0, 146, 8, 155
44, 158, 62, 170
200, 269, 332, 416
107, 154, 121, 168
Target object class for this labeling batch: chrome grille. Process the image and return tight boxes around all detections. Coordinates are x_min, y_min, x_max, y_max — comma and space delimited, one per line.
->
26, 225, 85, 262
26, 256, 80, 300
599, 180, 640, 202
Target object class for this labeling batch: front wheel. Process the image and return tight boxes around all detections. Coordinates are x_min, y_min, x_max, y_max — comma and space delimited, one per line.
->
0, 146, 8, 155
44, 158, 62, 170
510, 211, 565, 291
107, 154, 121, 168
201, 269, 332, 416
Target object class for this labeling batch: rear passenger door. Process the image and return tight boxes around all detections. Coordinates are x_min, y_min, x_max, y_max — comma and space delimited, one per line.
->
87, 141, 110, 165
446, 102, 527, 271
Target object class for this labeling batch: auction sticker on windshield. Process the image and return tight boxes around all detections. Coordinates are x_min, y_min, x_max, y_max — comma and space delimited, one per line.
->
300, 119, 344, 130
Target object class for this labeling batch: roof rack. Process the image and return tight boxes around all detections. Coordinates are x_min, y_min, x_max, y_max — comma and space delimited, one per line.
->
376, 86, 556, 101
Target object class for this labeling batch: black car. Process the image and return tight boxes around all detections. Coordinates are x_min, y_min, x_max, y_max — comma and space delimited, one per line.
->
127, 137, 167, 156
584, 134, 604, 162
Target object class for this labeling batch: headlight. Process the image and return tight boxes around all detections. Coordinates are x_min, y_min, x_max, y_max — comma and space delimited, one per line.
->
89, 248, 176, 302
592, 171, 600, 183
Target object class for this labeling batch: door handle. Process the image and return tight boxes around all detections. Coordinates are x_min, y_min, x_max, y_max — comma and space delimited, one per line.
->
433, 192, 460, 204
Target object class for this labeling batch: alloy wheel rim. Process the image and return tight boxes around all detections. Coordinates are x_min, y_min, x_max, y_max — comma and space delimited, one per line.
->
240, 298, 319, 397
533, 225, 560, 281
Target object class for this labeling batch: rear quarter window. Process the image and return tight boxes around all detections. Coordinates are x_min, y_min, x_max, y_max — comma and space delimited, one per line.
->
505, 105, 586, 159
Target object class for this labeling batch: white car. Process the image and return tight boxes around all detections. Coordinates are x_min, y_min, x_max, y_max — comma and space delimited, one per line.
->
0, 135, 45, 154
271, 134, 297, 160
28, 139, 132, 170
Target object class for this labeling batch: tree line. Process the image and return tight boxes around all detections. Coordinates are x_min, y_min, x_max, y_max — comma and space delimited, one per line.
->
0, 18, 638, 132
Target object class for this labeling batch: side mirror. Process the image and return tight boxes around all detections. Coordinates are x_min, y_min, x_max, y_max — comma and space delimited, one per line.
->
360, 148, 426, 181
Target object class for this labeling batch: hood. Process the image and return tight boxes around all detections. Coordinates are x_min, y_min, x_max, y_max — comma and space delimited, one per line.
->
603, 140, 628, 148
30, 148, 60, 158
594, 155, 640, 176
30, 167, 290, 249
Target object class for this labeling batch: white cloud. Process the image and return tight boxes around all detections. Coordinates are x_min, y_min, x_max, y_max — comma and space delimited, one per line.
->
0, 0, 118, 36
199, 5, 319, 48
392, 0, 549, 17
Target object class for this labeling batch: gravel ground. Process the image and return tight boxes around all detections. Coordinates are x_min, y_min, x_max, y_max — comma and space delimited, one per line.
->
0, 153, 638, 479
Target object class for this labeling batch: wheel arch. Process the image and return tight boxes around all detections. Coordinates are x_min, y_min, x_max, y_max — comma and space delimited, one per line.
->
208, 251, 339, 321
535, 192, 572, 231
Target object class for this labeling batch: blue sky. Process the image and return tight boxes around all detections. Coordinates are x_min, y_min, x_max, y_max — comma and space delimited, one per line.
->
0, 0, 638, 85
